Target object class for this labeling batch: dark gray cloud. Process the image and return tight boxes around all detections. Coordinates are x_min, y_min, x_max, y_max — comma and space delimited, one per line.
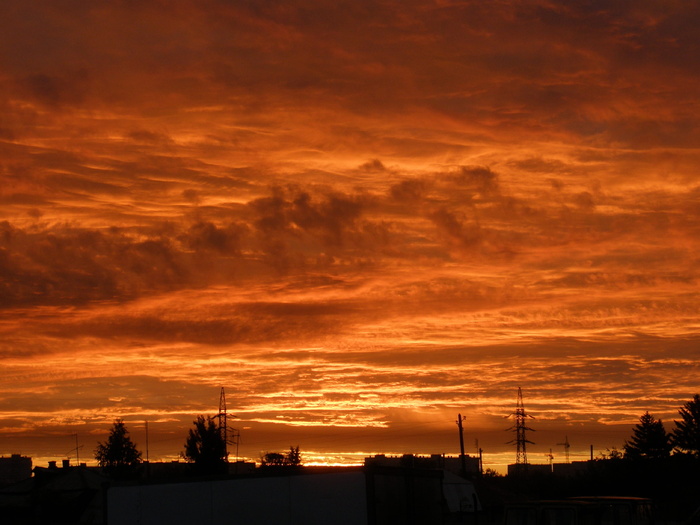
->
64, 301, 361, 346
0, 221, 185, 307
1, 0, 696, 148
2, 159, 699, 309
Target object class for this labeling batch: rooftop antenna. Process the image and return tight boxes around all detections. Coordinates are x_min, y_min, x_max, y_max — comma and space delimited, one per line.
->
557, 435, 571, 463
506, 387, 535, 465
67, 434, 83, 465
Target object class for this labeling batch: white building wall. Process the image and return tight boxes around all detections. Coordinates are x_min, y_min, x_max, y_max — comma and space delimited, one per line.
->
108, 472, 368, 525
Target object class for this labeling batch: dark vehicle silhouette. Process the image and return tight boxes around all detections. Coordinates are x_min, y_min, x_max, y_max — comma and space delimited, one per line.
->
504, 497, 654, 525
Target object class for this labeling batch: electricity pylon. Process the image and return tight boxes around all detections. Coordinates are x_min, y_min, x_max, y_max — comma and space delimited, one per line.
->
506, 387, 535, 465
216, 387, 240, 463
218, 387, 228, 461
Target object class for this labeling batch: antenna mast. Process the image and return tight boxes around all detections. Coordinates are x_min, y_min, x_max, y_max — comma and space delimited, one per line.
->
67, 434, 83, 465
506, 387, 535, 465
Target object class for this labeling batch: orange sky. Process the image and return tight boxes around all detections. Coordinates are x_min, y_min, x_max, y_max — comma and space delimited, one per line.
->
1, 0, 699, 473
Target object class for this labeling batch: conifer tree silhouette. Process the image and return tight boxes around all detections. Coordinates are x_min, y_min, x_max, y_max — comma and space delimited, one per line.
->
672, 394, 700, 457
623, 412, 671, 459
94, 419, 142, 477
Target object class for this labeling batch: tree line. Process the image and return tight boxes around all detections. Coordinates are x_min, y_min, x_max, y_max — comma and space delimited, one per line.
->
486, 395, 700, 523
93, 393, 700, 478
94, 414, 301, 478
621, 394, 700, 459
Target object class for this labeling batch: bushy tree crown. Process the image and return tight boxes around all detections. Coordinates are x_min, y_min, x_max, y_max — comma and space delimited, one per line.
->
261, 446, 302, 467
183, 415, 227, 474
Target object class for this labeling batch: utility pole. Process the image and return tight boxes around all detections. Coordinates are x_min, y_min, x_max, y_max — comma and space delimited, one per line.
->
144, 420, 150, 479
456, 413, 467, 477
475, 439, 483, 476
545, 449, 554, 472
231, 428, 241, 462
557, 435, 571, 463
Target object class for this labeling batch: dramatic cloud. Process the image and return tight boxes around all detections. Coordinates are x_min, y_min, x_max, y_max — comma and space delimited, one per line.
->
1, 0, 699, 472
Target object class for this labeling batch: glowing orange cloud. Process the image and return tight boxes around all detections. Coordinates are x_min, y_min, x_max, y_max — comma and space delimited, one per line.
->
0, 1, 699, 472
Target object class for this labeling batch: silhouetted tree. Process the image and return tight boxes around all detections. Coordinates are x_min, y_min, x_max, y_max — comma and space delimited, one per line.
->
94, 419, 142, 476
623, 411, 671, 459
672, 394, 700, 457
260, 446, 302, 467
286, 445, 301, 466
183, 415, 227, 474
598, 447, 623, 460
260, 452, 286, 466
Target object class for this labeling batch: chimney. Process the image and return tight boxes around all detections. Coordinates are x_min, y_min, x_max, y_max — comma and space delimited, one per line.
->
62, 459, 70, 469
48, 461, 57, 469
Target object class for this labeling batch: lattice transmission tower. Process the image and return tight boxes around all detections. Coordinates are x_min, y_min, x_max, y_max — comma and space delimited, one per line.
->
216, 387, 240, 462
506, 387, 535, 465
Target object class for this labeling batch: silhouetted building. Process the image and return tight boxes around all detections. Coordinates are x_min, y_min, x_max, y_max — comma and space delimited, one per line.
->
227, 460, 256, 475
0, 462, 108, 524
0, 455, 32, 486
107, 466, 480, 525
142, 460, 191, 479
507, 463, 551, 476
552, 461, 592, 477
507, 461, 594, 477
137, 459, 257, 480
365, 453, 481, 476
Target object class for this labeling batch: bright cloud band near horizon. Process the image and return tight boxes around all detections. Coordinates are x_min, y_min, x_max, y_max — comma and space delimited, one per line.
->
1, 0, 699, 472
